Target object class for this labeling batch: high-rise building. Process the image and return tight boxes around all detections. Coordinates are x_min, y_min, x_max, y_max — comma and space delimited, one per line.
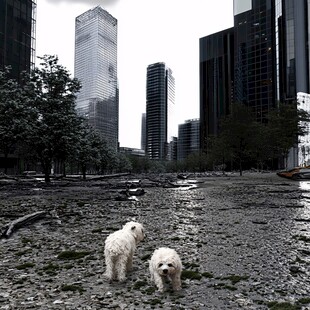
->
200, 0, 310, 167
0, 0, 36, 82
275, 0, 310, 101
178, 119, 200, 161
141, 113, 146, 151
199, 28, 234, 148
74, 6, 118, 150
146, 62, 176, 160
234, 0, 276, 122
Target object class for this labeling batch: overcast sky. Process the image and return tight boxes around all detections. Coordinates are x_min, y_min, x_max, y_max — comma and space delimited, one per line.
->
36, 0, 234, 149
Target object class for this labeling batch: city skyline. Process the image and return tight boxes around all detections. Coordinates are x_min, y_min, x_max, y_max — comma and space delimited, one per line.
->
35, 0, 234, 149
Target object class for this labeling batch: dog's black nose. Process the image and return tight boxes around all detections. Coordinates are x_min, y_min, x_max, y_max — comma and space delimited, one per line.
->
163, 269, 168, 274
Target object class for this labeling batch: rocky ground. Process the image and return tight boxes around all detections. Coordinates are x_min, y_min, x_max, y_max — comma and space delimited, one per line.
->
0, 172, 310, 310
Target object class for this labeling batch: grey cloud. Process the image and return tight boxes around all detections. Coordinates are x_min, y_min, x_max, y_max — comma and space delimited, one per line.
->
46, 0, 119, 7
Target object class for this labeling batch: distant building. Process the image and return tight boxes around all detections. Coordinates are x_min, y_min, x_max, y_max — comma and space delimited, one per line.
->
146, 62, 176, 160
0, 0, 36, 82
141, 113, 146, 151
119, 147, 145, 157
74, 6, 119, 150
178, 119, 200, 161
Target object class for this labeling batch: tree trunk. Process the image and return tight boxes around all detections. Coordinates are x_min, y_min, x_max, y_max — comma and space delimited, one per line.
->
4, 152, 8, 174
82, 165, 86, 180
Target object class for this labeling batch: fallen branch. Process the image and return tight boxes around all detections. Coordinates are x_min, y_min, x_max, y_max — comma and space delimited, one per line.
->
1, 211, 47, 238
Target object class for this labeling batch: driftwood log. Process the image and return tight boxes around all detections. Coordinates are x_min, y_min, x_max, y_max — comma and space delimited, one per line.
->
1, 211, 47, 238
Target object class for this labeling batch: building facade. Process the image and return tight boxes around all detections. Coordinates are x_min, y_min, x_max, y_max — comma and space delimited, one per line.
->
74, 6, 118, 150
0, 0, 36, 82
141, 112, 146, 151
146, 62, 176, 160
178, 119, 200, 161
200, 0, 310, 167
199, 28, 234, 149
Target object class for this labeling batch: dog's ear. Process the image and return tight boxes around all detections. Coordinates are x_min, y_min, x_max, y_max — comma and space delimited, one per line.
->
131, 226, 136, 231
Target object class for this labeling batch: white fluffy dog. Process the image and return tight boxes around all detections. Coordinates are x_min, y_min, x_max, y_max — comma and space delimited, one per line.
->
104, 221, 145, 282
149, 247, 182, 292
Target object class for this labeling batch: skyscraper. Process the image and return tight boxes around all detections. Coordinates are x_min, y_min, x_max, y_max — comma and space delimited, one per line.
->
200, 0, 310, 167
141, 113, 146, 151
146, 62, 176, 160
178, 119, 200, 161
199, 28, 234, 148
74, 6, 118, 150
0, 0, 36, 82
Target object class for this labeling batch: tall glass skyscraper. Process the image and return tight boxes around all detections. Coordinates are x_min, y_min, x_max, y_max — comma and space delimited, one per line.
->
177, 119, 200, 161
234, 0, 276, 122
199, 28, 234, 145
74, 6, 118, 150
0, 0, 36, 82
200, 0, 310, 166
146, 62, 176, 160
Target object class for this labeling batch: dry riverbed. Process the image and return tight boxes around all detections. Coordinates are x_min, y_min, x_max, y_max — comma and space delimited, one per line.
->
0, 172, 310, 309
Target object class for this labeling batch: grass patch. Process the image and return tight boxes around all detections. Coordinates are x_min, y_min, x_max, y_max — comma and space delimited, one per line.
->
141, 253, 152, 261
21, 238, 32, 244
293, 235, 310, 243
15, 249, 32, 257
267, 301, 301, 310
222, 274, 249, 285
144, 287, 156, 295
57, 250, 91, 260
214, 282, 237, 291
183, 262, 200, 269
298, 297, 310, 305
133, 280, 147, 290
202, 272, 214, 278
16, 262, 35, 270
61, 284, 85, 294
181, 270, 202, 280
42, 263, 60, 275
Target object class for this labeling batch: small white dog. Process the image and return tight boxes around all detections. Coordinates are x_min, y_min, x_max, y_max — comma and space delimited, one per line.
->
149, 247, 182, 292
104, 221, 145, 282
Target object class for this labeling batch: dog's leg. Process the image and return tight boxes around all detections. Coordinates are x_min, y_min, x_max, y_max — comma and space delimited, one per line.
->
104, 254, 114, 282
171, 273, 182, 291
153, 273, 165, 292
126, 252, 133, 271
115, 257, 127, 282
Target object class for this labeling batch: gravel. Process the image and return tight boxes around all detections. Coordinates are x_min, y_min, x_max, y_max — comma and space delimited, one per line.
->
0, 172, 310, 310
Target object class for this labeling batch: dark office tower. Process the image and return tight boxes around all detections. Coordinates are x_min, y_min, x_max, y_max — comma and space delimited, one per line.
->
199, 28, 234, 150
177, 119, 200, 161
141, 113, 146, 151
275, 0, 310, 102
0, 0, 36, 82
75, 6, 118, 150
146, 62, 176, 160
234, 0, 277, 122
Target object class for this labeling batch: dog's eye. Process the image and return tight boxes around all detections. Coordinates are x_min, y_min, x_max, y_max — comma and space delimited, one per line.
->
168, 264, 174, 267
158, 263, 163, 267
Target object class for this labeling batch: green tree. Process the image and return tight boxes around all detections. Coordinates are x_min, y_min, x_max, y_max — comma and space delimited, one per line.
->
73, 126, 102, 180
0, 67, 32, 174
23, 55, 82, 183
218, 103, 258, 175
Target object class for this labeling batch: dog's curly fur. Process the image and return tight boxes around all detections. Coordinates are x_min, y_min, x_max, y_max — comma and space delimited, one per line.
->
104, 221, 145, 282
149, 247, 182, 292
